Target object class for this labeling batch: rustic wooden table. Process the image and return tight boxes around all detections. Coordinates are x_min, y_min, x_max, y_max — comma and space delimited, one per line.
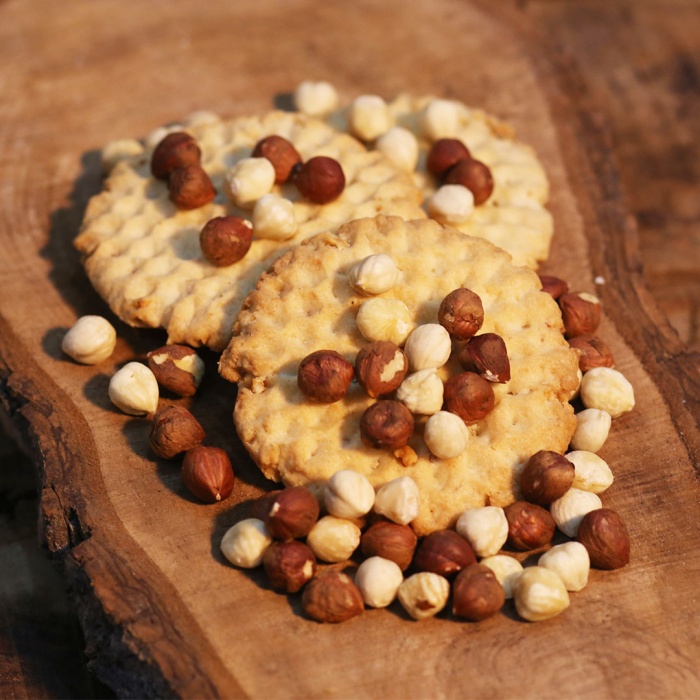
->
1, 1, 698, 698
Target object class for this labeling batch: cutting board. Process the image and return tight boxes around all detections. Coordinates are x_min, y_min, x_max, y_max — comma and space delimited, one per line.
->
1, 1, 699, 697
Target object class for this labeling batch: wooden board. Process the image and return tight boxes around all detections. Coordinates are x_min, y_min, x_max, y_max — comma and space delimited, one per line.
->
1, 1, 699, 697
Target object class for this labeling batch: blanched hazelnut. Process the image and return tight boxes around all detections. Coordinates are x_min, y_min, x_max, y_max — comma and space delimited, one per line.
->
220, 518, 272, 568
566, 450, 614, 494
375, 126, 419, 171
444, 158, 494, 205
251, 134, 302, 184
455, 506, 508, 558
306, 516, 361, 563
361, 521, 418, 571
559, 292, 602, 338
149, 405, 205, 459
568, 334, 615, 372
520, 450, 575, 506
424, 411, 470, 459
348, 94, 392, 141
62, 315, 117, 365
452, 563, 505, 621
538, 274, 569, 300
294, 156, 345, 204
513, 566, 570, 622
252, 194, 297, 241
297, 350, 354, 403
443, 372, 495, 423
580, 367, 635, 418
426, 138, 471, 178
397, 572, 450, 620
108, 362, 159, 416
356, 298, 413, 346
147, 344, 205, 397
349, 254, 400, 296
226, 157, 275, 209
265, 486, 320, 540
403, 323, 452, 371
151, 131, 201, 180
168, 164, 216, 209
570, 408, 612, 453
413, 530, 476, 577
302, 570, 364, 623
324, 469, 375, 520
539, 541, 590, 592
360, 400, 414, 450
396, 368, 444, 415
373, 476, 420, 525
420, 99, 460, 140
293, 80, 339, 116
550, 487, 602, 537
459, 333, 510, 383
576, 508, 630, 570
427, 184, 475, 225
504, 501, 556, 551
354, 556, 404, 608
262, 540, 316, 593
480, 555, 523, 599
355, 341, 408, 398
182, 446, 235, 503
437, 288, 484, 340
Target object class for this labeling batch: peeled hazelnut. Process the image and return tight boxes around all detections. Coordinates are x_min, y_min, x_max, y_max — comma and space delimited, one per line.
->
356, 297, 413, 346
360, 400, 414, 450
424, 410, 470, 459
538, 274, 569, 300
514, 566, 570, 622
373, 476, 420, 526
251, 134, 302, 184
360, 520, 418, 571
302, 570, 364, 623
149, 405, 205, 459
252, 194, 298, 241
580, 366, 635, 418
348, 94, 392, 141
168, 164, 216, 209
220, 518, 272, 569
444, 158, 494, 205
151, 131, 201, 180
375, 126, 419, 172
567, 450, 614, 494
61, 315, 116, 365
181, 446, 235, 503
297, 350, 354, 403
293, 80, 339, 116
570, 408, 612, 453
354, 556, 404, 608
427, 184, 475, 225
539, 541, 590, 592
576, 508, 630, 570
403, 323, 452, 371
559, 292, 602, 338
199, 216, 254, 267
480, 555, 523, 599
520, 450, 575, 505
504, 501, 556, 551
265, 486, 320, 540
262, 540, 316, 593
426, 138, 471, 178
550, 487, 602, 537
437, 288, 484, 340
455, 506, 508, 558
397, 571, 450, 620
396, 368, 444, 415
420, 99, 460, 141
452, 563, 505, 621
459, 333, 510, 383
413, 529, 476, 577
355, 341, 408, 398
294, 156, 345, 204
226, 157, 276, 209
444, 372, 495, 423
349, 254, 400, 296
108, 362, 159, 416
567, 334, 614, 372
324, 469, 375, 520
306, 516, 361, 563
147, 344, 205, 397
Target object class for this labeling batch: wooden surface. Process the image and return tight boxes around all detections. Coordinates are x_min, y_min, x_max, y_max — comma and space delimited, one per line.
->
1, 1, 699, 698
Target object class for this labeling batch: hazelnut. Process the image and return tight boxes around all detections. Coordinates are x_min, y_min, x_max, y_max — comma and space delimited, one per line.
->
480, 555, 523, 599
403, 323, 452, 371
294, 156, 345, 204
360, 400, 414, 450
520, 450, 575, 505
427, 184, 475, 225
426, 138, 471, 178
443, 372, 495, 423
168, 164, 216, 210
265, 486, 320, 540
306, 516, 361, 563
423, 410, 470, 459
147, 344, 205, 397
360, 520, 418, 571
570, 408, 612, 453
373, 476, 420, 526
559, 292, 602, 338
444, 158, 494, 205
226, 157, 275, 209
355, 341, 408, 398
348, 94, 392, 141
568, 334, 615, 372
576, 508, 630, 569
550, 487, 602, 538
293, 80, 339, 116
150, 131, 201, 180
61, 315, 117, 365
220, 518, 272, 569
455, 506, 508, 558
149, 405, 205, 459
248, 490, 283, 520
539, 541, 590, 592
579, 367, 635, 418
262, 540, 316, 593
252, 194, 298, 241
181, 445, 235, 503
354, 556, 404, 608
302, 570, 364, 623
324, 469, 376, 520
413, 529, 476, 577
452, 563, 505, 621
396, 368, 444, 415
538, 274, 569, 300
513, 566, 570, 622
297, 350, 354, 403
349, 254, 400, 296
375, 126, 419, 172
251, 134, 302, 184
437, 288, 484, 340
420, 99, 460, 141
356, 298, 413, 345
567, 450, 614, 494
397, 572, 450, 620
504, 501, 556, 551
199, 216, 254, 266
458, 333, 510, 383
108, 361, 159, 416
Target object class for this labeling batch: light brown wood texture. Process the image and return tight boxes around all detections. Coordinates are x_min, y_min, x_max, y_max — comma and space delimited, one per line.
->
0, 1, 699, 698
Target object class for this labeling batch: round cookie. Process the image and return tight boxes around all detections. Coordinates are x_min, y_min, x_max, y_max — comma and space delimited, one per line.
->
222, 215, 579, 535
75, 110, 426, 351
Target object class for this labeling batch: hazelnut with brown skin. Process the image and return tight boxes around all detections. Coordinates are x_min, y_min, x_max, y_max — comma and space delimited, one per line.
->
294, 156, 345, 204
168, 164, 216, 209
576, 508, 630, 569
297, 350, 354, 403
538, 274, 569, 300
147, 344, 205, 397
248, 490, 284, 521
459, 333, 511, 383
200, 216, 254, 267
452, 563, 506, 621
443, 372, 495, 423
504, 501, 556, 551
520, 450, 575, 505
413, 529, 477, 577
444, 158, 494, 205
559, 292, 602, 338
568, 334, 615, 372
360, 400, 414, 450
252, 135, 302, 184
355, 341, 408, 398
426, 138, 471, 177
360, 520, 418, 571
302, 570, 364, 623
181, 446, 235, 503
262, 540, 316, 593
438, 288, 484, 340
151, 132, 202, 180
149, 405, 206, 459
265, 486, 320, 540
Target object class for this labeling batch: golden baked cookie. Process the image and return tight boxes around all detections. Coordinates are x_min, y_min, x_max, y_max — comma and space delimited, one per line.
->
223, 215, 579, 535
75, 110, 426, 351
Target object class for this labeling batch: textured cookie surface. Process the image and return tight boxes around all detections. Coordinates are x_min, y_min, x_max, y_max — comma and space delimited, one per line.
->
223, 216, 579, 535
75, 111, 426, 351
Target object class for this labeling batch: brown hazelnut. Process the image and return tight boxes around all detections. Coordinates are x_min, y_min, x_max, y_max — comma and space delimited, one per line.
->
559, 292, 602, 338
444, 158, 494, 205
151, 132, 201, 180
301, 570, 364, 623
413, 530, 476, 577
360, 400, 414, 450
297, 350, 354, 403
149, 405, 206, 459
294, 156, 345, 204
262, 540, 316, 593
437, 288, 484, 340
576, 508, 630, 570
459, 333, 510, 383
360, 520, 418, 571
426, 138, 471, 177
168, 164, 216, 209
252, 135, 302, 184
199, 216, 253, 267
452, 563, 505, 621
265, 486, 320, 540
147, 344, 205, 397
248, 490, 284, 521
538, 274, 569, 300
520, 450, 575, 505
355, 341, 408, 398
181, 446, 235, 503
567, 334, 615, 372
504, 501, 556, 551
443, 372, 495, 423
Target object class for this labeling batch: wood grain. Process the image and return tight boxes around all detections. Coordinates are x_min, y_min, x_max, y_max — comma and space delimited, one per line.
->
0, 1, 699, 698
